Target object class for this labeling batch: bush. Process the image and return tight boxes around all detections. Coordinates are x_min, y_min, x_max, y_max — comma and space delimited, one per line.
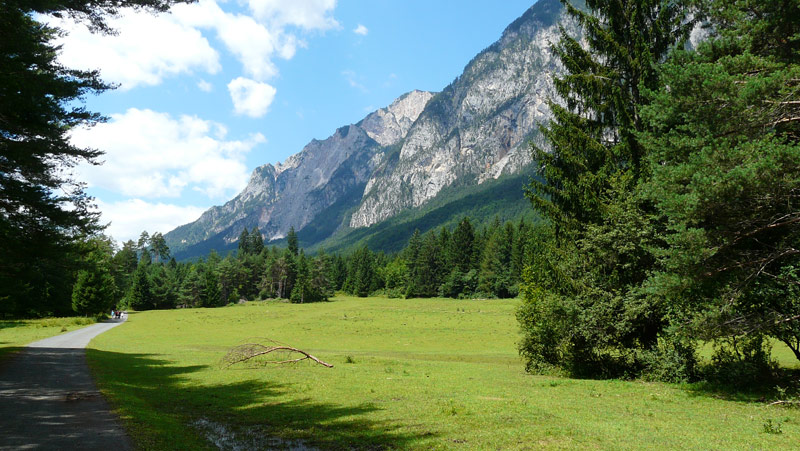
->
702, 335, 778, 388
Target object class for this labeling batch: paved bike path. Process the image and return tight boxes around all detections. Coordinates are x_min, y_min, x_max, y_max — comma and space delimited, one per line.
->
0, 319, 132, 450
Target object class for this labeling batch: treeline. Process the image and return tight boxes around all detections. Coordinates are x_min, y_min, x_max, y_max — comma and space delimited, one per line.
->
518, 0, 800, 382
73, 215, 538, 315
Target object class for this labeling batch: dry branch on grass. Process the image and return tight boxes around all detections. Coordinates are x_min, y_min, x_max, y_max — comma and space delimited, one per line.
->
221, 339, 333, 368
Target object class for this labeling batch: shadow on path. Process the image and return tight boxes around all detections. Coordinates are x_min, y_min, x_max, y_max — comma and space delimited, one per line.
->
0, 347, 132, 450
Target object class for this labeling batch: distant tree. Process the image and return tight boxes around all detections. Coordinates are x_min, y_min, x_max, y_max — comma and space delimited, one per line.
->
178, 266, 202, 307
237, 228, 251, 255
290, 250, 311, 303
287, 226, 299, 256
250, 227, 264, 255
478, 224, 515, 298
149, 264, 177, 309
149, 232, 170, 263
408, 231, 444, 298
71, 238, 116, 316
449, 217, 476, 274
129, 260, 152, 310
403, 230, 423, 297
346, 245, 378, 297
201, 265, 221, 307
137, 232, 151, 260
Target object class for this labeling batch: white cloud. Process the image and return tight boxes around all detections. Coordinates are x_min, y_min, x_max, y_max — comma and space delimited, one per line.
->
49, 0, 339, 90
228, 77, 277, 118
197, 79, 213, 92
353, 24, 368, 36
69, 108, 265, 199
96, 199, 207, 243
248, 0, 339, 30
48, 10, 220, 90
342, 69, 368, 93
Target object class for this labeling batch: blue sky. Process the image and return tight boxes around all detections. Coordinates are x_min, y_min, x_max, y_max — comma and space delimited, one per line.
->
50, 0, 537, 243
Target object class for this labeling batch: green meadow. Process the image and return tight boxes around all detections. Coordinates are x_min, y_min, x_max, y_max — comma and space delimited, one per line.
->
86, 296, 800, 449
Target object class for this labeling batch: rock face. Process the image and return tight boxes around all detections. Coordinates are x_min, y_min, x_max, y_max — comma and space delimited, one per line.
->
166, 0, 573, 253
165, 90, 433, 250
349, 0, 569, 228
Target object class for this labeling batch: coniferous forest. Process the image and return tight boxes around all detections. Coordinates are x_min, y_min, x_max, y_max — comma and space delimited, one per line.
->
1, 0, 799, 390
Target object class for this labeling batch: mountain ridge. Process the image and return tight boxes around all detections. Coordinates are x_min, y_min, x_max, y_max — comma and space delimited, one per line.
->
165, 0, 571, 258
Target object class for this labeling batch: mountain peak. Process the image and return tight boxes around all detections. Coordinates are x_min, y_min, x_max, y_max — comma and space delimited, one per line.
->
358, 90, 434, 147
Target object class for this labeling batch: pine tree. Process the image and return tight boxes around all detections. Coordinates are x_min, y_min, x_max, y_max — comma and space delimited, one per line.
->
237, 228, 251, 256
346, 245, 377, 297
129, 260, 152, 311
290, 250, 310, 303
71, 238, 116, 316
449, 217, 476, 274
641, 0, 800, 362
202, 266, 221, 307
250, 226, 264, 255
519, 0, 694, 377
286, 226, 299, 256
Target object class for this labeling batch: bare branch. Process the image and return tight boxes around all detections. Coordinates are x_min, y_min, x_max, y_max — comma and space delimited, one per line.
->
221, 342, 333, 369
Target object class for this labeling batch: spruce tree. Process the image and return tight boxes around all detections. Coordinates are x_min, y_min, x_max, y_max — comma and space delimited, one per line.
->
519, 0, 694, 377
129, 260, 152, 311
250, 227, 264, 255
641, 0, 800, 362
237, 228, 251, 256
286, 226, 299, 256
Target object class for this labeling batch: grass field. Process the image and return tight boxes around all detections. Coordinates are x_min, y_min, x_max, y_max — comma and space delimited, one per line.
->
86, 296, 800, 449
0, 316, 97, 362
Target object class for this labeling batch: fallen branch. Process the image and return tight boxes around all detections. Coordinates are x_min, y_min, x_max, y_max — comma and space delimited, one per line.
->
221, 341, 333, 368
769, 400, 800, 407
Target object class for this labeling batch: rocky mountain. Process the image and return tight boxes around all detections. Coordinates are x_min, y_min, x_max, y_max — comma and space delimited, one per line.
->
166, 90, 433, 253
350, 0, 568, 228
166, 0, 573, 257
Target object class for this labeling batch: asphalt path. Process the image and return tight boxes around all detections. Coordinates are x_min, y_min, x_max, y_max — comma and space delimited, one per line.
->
0, 318, 132, 450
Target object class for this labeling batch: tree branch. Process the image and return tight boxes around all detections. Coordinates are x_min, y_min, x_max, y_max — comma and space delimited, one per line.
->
221, 342, 334, 368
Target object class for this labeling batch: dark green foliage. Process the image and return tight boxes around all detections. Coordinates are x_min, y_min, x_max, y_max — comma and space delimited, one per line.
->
129, 260, 153, 311
519, 0, 694, 378
345, 245, 379, 297
639, 0, 800, 367
71, 238, 116, 316
202, 264, 222, 308
237, 228, 251, 255
449, 218, 477, 274
287, 226, 299, 256
0, 0, 117, 316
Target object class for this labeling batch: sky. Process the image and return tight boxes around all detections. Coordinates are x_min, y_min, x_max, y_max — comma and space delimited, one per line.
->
48, 0, 538, 243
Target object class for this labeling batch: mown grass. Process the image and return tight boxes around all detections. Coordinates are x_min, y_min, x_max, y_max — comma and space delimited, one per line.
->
87, 296, 800, 449
0, 316, 97, 362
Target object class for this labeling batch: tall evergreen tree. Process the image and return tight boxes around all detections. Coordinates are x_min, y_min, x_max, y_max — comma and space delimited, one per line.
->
449, 217, 476, 274
129, 259, 152, 311
237, 228, 251, 256
71, 237, 116, 316
641, 0, 800, 362
286, 226, 299, 256
346, 245, 378, 297
519, 0, 694, 377
250, 226, 264, 255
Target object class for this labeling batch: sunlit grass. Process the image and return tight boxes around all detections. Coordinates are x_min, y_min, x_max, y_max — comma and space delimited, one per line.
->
88, 296, 800, 449
0, 316, 97, 362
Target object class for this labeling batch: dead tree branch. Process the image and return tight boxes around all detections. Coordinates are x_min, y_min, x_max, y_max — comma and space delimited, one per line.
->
222, 341, 333, 368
